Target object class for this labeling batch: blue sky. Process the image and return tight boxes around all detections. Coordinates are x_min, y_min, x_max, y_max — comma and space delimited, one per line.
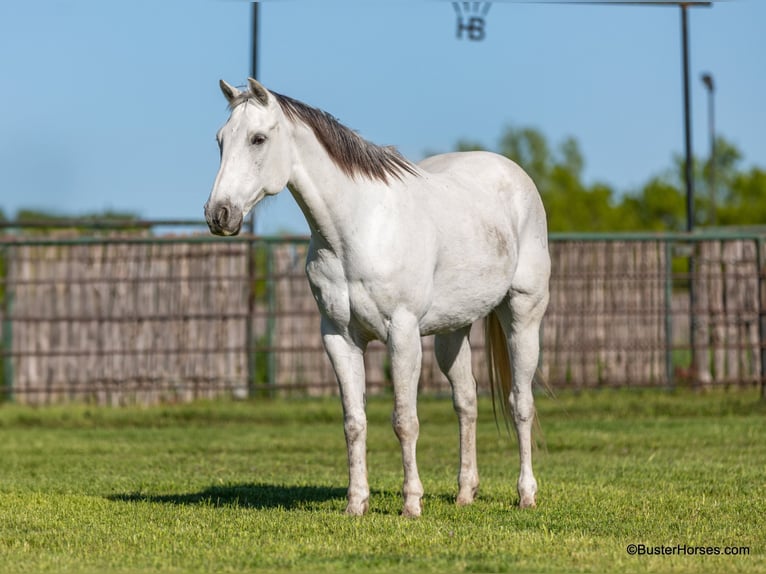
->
1, 1, 764, 234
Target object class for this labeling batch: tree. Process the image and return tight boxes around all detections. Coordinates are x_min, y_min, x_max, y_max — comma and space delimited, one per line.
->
717, 167, 766, 226
496, 126, 620, 231
620, 177, 685, 231
453, 127, 766, 233
702, 136, 743, 225
499, 126, 553, 191
11, 209, 143, 235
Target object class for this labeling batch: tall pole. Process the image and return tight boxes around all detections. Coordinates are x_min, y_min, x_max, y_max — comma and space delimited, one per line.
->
681, 3, 701, 384
681, 4, 694, 233
246, 2, 260, 398
701, 72, 715, 226
247, 1, 259, 238
251, 2, 259, 81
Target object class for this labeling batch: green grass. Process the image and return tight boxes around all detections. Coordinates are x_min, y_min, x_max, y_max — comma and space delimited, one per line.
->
0, 389, 764, 573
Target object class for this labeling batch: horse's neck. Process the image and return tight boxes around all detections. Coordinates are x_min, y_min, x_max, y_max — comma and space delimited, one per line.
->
286, 125, 383, 252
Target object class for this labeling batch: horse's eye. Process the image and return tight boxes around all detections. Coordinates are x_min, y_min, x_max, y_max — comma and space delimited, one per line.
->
250, 134, 267, 146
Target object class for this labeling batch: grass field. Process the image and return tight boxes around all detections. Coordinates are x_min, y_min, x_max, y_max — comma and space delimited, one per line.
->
0, 388, 764, 573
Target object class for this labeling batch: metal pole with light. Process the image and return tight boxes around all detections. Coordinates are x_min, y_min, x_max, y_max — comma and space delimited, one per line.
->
701, 72, 715, 226
681, 3, 695, 233
679, 2, 699, 386
679, 2, 712, 387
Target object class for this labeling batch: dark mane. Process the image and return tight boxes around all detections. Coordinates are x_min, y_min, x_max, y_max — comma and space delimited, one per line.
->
231, 90, 419, 183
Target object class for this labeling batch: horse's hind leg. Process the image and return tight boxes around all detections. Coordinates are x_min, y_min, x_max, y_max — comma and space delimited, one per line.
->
494, 287, 548, 508
435, 327, 479, 505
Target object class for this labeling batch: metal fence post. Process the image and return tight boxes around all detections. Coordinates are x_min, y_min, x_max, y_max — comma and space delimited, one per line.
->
664, 240, 675, 390
758, 238, 766, 400
688, 241, 698, 386
246, 235, 257, 398
2, 293, 13, 403
266, 244, 277, 395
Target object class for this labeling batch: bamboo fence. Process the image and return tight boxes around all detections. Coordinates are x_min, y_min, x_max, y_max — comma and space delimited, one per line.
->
2, 237, 249, 404
1, 233, 763, 404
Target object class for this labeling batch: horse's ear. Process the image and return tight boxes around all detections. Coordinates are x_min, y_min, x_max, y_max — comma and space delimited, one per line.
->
247, 77, 270, 106
219, 79, 241, 104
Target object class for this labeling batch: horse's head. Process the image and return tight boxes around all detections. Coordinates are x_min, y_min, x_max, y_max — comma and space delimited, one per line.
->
205, 78, 293, 236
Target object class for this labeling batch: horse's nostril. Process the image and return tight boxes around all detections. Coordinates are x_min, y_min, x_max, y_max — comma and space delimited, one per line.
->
212, 205, 230, 228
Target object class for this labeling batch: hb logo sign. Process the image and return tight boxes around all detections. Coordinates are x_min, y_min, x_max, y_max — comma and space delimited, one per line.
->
452, 2, 491, 42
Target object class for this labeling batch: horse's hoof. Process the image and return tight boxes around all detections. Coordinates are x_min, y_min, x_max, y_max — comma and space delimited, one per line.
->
456, 485, 478, 506
345, 499, 369, 516
518, 478, 537, 509
401, 498, 423, 518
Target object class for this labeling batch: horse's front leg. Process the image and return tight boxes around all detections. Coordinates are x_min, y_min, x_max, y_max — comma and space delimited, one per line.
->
321, 318, 369, 515
388, 310, 424, 517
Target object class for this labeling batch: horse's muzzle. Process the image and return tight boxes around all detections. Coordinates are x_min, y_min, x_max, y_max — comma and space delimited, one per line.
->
205, 201, 243, 236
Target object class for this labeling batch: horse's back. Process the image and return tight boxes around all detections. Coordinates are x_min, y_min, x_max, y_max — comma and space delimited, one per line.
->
418, 150, 547, 250
418, 150, 534, 190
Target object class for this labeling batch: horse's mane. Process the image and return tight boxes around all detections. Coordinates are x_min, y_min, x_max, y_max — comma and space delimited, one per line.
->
230, 90, 419, 183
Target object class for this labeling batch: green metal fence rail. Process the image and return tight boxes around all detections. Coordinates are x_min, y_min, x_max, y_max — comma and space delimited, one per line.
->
1, 223, 764, 404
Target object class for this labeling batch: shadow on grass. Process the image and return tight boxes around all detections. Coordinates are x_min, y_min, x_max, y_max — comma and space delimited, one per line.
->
109, 483, 347, 510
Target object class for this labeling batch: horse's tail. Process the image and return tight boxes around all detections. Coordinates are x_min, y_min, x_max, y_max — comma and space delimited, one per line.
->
485, 311, 514, 434
485, 312, 554, 439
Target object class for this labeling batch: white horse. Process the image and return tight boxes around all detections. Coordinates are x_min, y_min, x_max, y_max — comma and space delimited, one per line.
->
205, 78, 550, 517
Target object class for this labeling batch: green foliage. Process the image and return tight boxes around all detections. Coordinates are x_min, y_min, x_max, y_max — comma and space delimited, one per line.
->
626, 176, 687, 231
0, 390, 763, 573
717, 167, 766, 226
500, 126, 553, 187
12, 208, 144, 235
14, 208, 138, 222
461, 127, 766, 232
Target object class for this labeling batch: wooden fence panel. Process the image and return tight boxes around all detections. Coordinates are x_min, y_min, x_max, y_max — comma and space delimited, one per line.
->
1, 234, 763, 404
692, 239, 761, 385
3, 239, 250, 404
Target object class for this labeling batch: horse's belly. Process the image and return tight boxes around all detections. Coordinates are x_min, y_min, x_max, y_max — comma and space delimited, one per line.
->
419, 265, 514, 335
